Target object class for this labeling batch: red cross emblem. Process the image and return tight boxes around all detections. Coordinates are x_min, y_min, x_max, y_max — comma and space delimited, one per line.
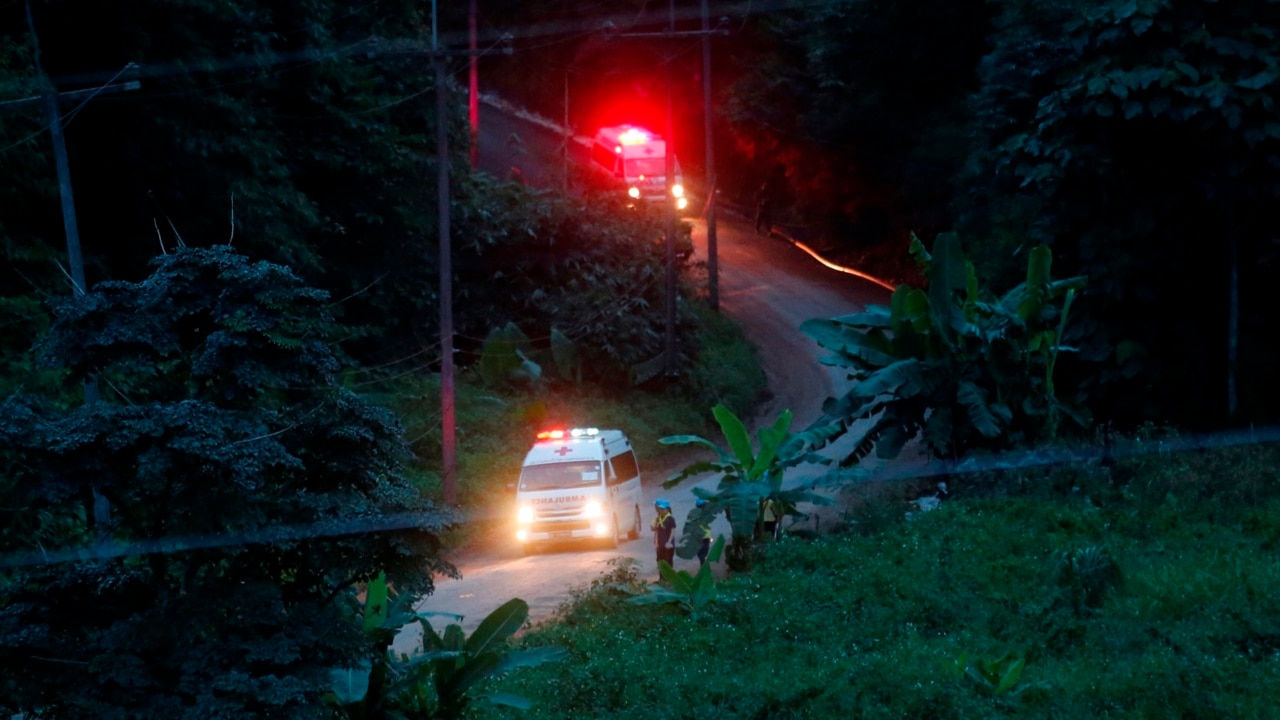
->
554, 446, 573, 456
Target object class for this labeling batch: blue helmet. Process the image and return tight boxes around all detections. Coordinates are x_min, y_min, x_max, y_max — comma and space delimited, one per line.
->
654, 498, 671, 509
695, 498, 708, 508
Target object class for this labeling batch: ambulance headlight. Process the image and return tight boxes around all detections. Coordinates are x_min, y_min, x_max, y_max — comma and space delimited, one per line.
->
672, 184, 684, 198
676, 197, 689, 211
594, 522, 611, 536
628, 187, 641, 199
516, 529, 528, 542
517, 505, 534, 524
583, 501, 603, 518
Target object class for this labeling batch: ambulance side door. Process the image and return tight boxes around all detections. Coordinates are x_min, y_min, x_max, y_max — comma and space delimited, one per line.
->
608, 449, 642, 533
589, 142, 621, 188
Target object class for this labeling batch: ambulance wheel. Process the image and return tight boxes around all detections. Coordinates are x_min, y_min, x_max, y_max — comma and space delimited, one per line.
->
627, 505, 641, 540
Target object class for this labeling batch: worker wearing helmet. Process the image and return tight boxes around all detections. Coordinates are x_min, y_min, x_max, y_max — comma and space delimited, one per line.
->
693, 498, 713, 567
651, 498, 676, 568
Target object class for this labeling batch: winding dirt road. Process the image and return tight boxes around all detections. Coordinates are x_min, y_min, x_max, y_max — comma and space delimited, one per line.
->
391, 212, 890, 651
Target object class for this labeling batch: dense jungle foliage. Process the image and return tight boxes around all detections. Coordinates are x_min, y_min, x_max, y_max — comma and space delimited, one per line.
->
2, 0, 1279, 716
486, 0, 1280, 431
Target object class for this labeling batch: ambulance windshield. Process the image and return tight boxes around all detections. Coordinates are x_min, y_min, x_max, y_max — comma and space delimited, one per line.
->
624, 157, 666, 179
519, 461, 604, 491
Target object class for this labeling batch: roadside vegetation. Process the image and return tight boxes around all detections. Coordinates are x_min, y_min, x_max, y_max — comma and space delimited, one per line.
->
471, 439, 1280, 719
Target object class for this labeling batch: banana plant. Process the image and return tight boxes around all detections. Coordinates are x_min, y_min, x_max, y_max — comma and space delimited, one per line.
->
329, 575, 566, 719
477, 322, 541, 388
660, 405, 832, 570
796, 232, 1089, 467
954, 651, 1047, 697
627, 535, 726, 619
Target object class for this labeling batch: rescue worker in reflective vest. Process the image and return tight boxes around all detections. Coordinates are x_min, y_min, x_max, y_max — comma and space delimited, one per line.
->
694, 498, 713, 567
761, 496, 780, 540
652, 498, 676, 568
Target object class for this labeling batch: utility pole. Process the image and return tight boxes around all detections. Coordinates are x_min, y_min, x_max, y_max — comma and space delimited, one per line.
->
431, 1, 510, 505
611, 8, 729, 375
24, 0, 136, 559
563, 70, 570, 192
664, 0, 677, 380
468, 0, 479, 170
701, 0, 719, 311
433, 8, 457, 506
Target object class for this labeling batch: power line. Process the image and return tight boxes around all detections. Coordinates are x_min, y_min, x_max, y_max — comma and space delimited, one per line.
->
0, 1, 792, 94
4, 422, 1276, 570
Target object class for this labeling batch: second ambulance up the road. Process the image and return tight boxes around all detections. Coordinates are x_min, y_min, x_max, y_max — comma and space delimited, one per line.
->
513, 427, 644, 554
587, 125, 689, 212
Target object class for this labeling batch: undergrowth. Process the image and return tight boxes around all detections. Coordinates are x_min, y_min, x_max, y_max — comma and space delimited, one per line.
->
468, 440, 1280, 719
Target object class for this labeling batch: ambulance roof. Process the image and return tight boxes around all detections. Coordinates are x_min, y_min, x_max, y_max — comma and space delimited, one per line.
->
594, 125, 667, 158
523, 428, 628, 466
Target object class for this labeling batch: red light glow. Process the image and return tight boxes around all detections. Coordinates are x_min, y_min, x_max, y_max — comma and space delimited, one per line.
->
618, 128, 649, 145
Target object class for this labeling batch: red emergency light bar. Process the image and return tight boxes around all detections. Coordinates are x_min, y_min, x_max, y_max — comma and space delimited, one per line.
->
536, 428, 600, 440
618, 128, 649, 145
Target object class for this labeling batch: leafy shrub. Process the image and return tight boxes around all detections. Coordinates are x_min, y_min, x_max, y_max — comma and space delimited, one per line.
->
1051, 545, 1122, 615
469, 446, 1280, 719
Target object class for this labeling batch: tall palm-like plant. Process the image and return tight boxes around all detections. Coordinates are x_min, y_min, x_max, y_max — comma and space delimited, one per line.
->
797, 232, 1088, 466
660, 405, 831, 570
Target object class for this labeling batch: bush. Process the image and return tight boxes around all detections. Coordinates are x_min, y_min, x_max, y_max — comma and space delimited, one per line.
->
466, 442, 1280, 719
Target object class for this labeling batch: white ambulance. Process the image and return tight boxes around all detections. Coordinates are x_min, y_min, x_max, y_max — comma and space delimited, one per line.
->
513, 427, 644, 554
587, 125, 689, 212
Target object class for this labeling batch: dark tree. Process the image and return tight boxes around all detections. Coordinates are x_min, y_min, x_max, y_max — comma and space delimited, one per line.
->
0, 246, 454, 718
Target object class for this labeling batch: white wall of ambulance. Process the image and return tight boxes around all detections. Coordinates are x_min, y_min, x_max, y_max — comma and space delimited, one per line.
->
512, 428, 645, 554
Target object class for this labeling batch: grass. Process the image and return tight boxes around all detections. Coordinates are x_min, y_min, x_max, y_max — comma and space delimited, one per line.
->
465, 440, 1280, 719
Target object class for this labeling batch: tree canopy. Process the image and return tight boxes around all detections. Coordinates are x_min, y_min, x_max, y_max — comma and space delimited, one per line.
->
0, 246, 453, 717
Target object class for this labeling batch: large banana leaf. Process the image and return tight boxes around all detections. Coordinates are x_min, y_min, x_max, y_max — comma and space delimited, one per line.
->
658, 559, 695, 595
922, 406, 954, 455
626, 585, 687, 606
712, 404, 754, 469
957, 381, 1003, 438
688, 536, 726, 609
659, 434, 735, 462
789, 416, 851, 454
464, 598, 527, 657
363, 572, 389, 632
776, 487, 835, 508
828, 306, 893, 328
927, 232, 968, 348
749, 410, 792, 481
437, 652, 500, 708
718, 482, 770, 539
876, 419, 917, 460
662, 459, 733, 489
850, 358, 929, 400
490, 647, 569, 675
801, 317, 897, 369
891, 286, 934, 338
329, 662, 372, 704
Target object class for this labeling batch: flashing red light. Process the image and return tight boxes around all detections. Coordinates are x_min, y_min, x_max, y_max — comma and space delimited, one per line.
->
619, 128, 649, 145
536, 429, 567, 440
